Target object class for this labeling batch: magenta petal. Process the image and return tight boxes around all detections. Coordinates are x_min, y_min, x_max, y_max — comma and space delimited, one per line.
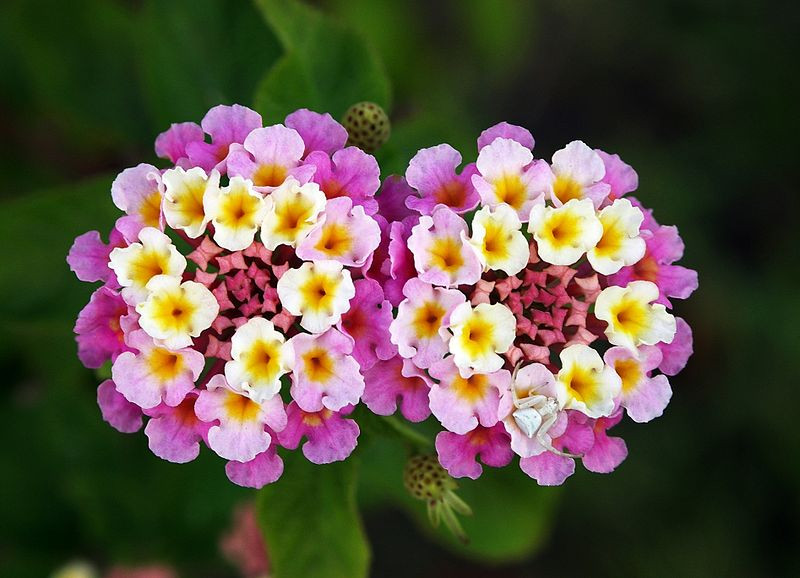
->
278, 403, 359, 464
285, 108, 348, 157
582, 424, 628, 474
477, 122, 535, 150
338, 278, 396, 370
658, 317, 694, 375
519, 451, 575, 486
67, 230, 115, 283
596, 150, 638, 199
144, 394, 209, 463
304, 147, 380, 215
226, 445, 284, 488
435, 424, 512, 480
74, 287, 132, 369
362, 357, 432, 422
97, 380, 142, 434
376, 175, 416, 223
155, 122, 204, 163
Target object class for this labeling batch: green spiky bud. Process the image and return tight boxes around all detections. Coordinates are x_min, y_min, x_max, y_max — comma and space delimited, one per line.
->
403, 454, 472, 543
342, 101, 390, 152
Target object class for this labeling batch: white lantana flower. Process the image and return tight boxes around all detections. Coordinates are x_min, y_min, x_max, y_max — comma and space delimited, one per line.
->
595, 281, 677, 351
204, 176, 266, 251
468, 204, 529, 276
225, 317, 293, 403
161, 166, 220, 238
136, 275, 219, 350
260, 176, 327, 249
108, 227, 186, 303
276, 260, 356, 333
587, 198, 646, 275
528, 198, 602, 265
447, 302, 516, 376
554, 344, 621, 418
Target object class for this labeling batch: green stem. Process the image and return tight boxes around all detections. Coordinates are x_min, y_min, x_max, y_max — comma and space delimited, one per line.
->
381, 415, 432, 450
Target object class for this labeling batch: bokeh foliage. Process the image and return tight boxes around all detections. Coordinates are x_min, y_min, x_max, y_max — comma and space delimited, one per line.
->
1, 0, 798, 576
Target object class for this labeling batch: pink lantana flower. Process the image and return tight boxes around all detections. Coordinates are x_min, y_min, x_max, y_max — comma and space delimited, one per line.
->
519, 410, 595, 485
288, 328, 365, 412
185, 104, 262, 172
285, 108, 348, 157
390, 278, 465, 369
581, 410, 628, 474
605, 345, 672, 423
405, 144, 480, 215
362, 356, 432, 422
472, 137, 550, 221
657, 316, 694, 376
376, 175, 416, 224
111, 163, 164, 234
435, 424, 513, 480
112, 329, 205, 409
74, 287, 133, 368
428, 358, 509, 434
407, 206, 482, 287
155, 121, 205, 166
303, 146, 381, 215
596, 149, 638, 201
608, 201, 699, 306
296, 197, 381, 267
67, 227, 125, 284
383, 216, 419, 306
225, 442, 284, 489
144, 391, 211, 463
226, 124, 315, 191
548, 140, 611, 208
195, 375, 287, 463
278, 402, 360, 464
337, 279, 396, 370
477, 121, 535, 151
97, 379, 142, 434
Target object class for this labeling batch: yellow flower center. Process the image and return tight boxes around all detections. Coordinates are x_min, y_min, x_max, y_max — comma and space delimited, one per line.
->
614, 358, 642, 393
457, 315, 496, 358
140, 191, 163, 228
224, 391, 261, 422
314, 223, 353, 257
493, 174, 527, 209
452, 373, 489, 402
299, 272, 340, 312
411, 301, 446, 339
552, 176, 584, 204
429, 237, 464, 274
274, 194, 316, 237
242, 339, 284, 383
610, 298, 649, 337
172, 182, 206, 226
434, 181, 467, 207
562, 365, 600, 404
252, 163, 287, 188
148, 290, 198, 334
301, 408, 333, 426
129, 250, 169, 287
594, 218, 624, 257
481, 220, 510, 261
302, 347, 336, 384
542, 211, 582, 249
217, 189, 262, 229
147, 348, 184, 381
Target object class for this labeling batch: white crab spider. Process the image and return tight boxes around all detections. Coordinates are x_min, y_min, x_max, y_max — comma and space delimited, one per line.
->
510, 364, 580, 458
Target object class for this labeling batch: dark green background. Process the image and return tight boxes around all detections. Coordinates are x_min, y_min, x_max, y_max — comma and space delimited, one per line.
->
1, 0, 798, 576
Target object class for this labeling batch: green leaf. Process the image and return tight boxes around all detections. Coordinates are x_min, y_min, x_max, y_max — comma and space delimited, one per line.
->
253, 0, 390, 120
0, 175, 118, 323
136, 0, 281, 130
257, 453, 370, 578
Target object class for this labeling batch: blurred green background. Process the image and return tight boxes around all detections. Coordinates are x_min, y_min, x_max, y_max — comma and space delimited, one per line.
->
1, 0, 798, 576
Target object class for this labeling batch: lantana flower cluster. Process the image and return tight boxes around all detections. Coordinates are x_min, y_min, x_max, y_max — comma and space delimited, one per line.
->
371, 123, 697, 485
69, 104, 387, 488
69, 104, 697, 490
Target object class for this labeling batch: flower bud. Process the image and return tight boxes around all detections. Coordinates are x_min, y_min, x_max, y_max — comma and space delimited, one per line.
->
403, 454, 472, 543
342, 102, 390, 152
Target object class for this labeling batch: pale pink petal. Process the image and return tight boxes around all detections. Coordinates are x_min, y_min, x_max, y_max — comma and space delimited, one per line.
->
362, 356, 432, 422
304, 147, 380, 215
658, 317, 694, 376
596, 150, 638, 200
435, 424, 513, 480
405, 144, 479, 214
226, 445, 284, 488
155, 121, 204, 164
144, 393, 209, 463
97, 379, 142, 433
582, 414, 628, 474
477, 122, 535, 150
278, 403, 360, 464
519, 451, 575, 486
286, 108, 348, 156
